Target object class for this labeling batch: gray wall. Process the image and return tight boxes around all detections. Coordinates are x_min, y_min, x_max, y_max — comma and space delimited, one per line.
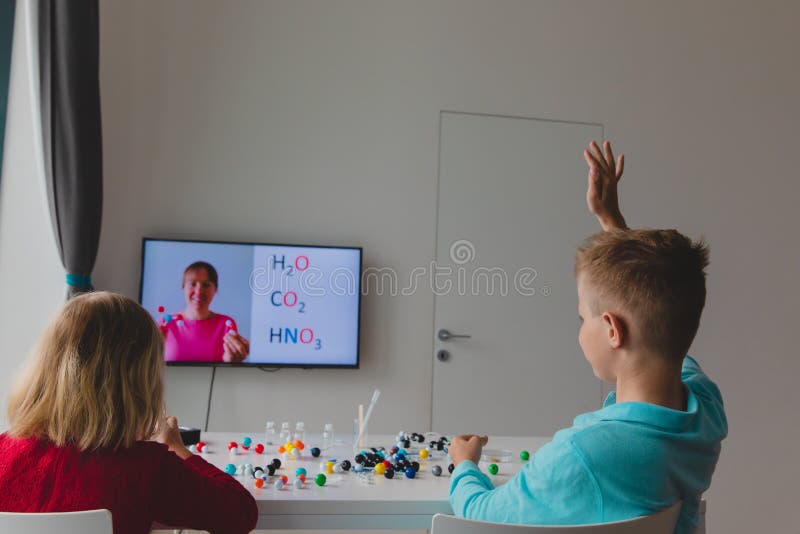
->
1, 1, 797, 532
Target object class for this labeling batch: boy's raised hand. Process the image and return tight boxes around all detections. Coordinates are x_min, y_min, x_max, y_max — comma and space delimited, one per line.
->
583, 140, 628, 231
449, 434, 489, 466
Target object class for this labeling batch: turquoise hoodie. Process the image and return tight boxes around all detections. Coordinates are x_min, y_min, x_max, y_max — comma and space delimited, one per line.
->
450, 356, 727, 533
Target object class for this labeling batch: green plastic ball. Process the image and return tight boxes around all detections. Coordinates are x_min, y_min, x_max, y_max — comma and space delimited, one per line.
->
488, 463, 499, 475
520, 450, 530, 461
315, 473, 327, 486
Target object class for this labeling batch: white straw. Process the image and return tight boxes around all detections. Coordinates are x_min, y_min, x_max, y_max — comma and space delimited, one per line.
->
356, 389, 380, 447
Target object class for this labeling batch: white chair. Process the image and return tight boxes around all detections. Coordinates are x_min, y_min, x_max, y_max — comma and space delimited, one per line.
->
0, 509, 113, 533
431, 501, 682, 533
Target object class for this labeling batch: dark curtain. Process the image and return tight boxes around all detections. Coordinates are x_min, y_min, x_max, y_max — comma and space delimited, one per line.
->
38, 0, 102, 298
0, 1, 14, 174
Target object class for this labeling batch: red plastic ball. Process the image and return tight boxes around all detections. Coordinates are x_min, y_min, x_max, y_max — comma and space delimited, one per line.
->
228, 441, 238, 450
294, 440, 305, 450
157, 305, 165, 313
254, 443, 264, 454
383, 460, 392, 468
279, 475, 288, 484
196, 442, 205, 452
254, 478, 264, 489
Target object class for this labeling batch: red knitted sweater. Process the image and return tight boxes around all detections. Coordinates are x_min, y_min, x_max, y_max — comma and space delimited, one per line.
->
0, 434, 257, 534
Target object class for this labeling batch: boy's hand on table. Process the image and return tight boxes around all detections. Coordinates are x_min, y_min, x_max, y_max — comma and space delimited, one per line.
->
449, 434, 489, 466
583, 140, 628, 231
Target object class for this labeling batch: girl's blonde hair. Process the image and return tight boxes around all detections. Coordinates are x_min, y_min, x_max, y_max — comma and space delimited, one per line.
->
7, 291, 165, 450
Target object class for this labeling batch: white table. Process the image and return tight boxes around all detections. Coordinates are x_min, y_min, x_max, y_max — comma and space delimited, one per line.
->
196, 433, 550, 530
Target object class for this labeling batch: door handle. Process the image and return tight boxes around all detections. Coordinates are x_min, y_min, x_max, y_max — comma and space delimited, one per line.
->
437, 329, 471, 341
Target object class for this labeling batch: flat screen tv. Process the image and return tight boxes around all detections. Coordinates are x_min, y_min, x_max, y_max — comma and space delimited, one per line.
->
139, 238, 361, 368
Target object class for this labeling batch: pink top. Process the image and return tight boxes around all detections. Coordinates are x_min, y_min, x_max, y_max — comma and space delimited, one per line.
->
163, 313, 237, 362
0, 434, 257, 534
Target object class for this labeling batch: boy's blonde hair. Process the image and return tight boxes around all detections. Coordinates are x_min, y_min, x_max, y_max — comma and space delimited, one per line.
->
575, 229, 710, 360
7, 292, 165, 450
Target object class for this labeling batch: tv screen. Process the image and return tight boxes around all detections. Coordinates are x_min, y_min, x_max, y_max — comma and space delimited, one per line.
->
139, 238, 361, 367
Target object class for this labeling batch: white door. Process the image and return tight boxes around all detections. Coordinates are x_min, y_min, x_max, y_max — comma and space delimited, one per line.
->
432, 112, 604, 436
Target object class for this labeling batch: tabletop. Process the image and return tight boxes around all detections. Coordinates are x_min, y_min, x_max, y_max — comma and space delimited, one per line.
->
193, 432, 551, 530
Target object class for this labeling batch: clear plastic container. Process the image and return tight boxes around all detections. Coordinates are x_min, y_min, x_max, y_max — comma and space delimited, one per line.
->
293, 421, 306, 443
322, 423, 335, 450
264, 421, 276, 446
279, 422, 291, 444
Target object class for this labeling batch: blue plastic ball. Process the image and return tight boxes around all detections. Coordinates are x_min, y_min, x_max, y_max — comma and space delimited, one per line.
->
242, 437, 252, 447
310, 447, 321, 458
164, 314, 172, 322
404, 467, 416, 479
224, 463, 236, 475
295, 467, 307, 477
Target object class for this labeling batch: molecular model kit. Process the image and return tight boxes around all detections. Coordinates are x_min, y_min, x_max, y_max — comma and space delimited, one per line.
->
189, 431, 534, 491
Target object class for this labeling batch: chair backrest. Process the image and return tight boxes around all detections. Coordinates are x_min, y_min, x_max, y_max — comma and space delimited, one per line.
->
431, 501, 682, 534
0, 509, 113, 534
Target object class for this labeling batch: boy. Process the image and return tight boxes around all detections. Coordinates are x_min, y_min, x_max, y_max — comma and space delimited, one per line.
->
448, 141, 727, 533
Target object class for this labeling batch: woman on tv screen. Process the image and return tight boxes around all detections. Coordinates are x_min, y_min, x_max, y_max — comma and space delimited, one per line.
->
162, 261, 250, 363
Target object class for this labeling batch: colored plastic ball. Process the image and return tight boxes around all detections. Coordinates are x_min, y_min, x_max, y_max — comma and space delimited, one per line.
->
294, 478, 303, 489
520, 450, 530, 461
311, 447, 321, 458
354, 454, 366, 464
267, 465, 276, 476
224, 463, 236, 475
157, 305, 165, 313
432, 465, 443, 477
270, 458, 282, 469
448, 463, 455, 474
315, 473, 327, 486
277, 445, 286, 454
419, 448, 429, 459
411, 461, 420, 472
298, 474, 306, 482
228, 441, 238, 451
341, 460, 352, 471
294, 440, 305, 450
196, 442, 206, 453
384, 469, 395, 479
242, 437, 252, 447
333, 463, 343, 473
280, 475, 288, 484
254, 478, 264, 488
488, 463, 499, 475
295, 467, 307, 477
404, 467, 416, 479
274, 480, 284, 490
374, 463, 386, 475
253, 467, 264, 478
254, 444, 265, 454
382, 460, 392, 468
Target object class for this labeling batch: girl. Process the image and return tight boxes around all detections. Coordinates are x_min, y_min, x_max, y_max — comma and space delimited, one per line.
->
0, 292, 257, 534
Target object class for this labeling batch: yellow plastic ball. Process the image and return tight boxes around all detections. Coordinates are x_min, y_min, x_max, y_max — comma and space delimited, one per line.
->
419, 449, 429, 459
374, 463, 386, 475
